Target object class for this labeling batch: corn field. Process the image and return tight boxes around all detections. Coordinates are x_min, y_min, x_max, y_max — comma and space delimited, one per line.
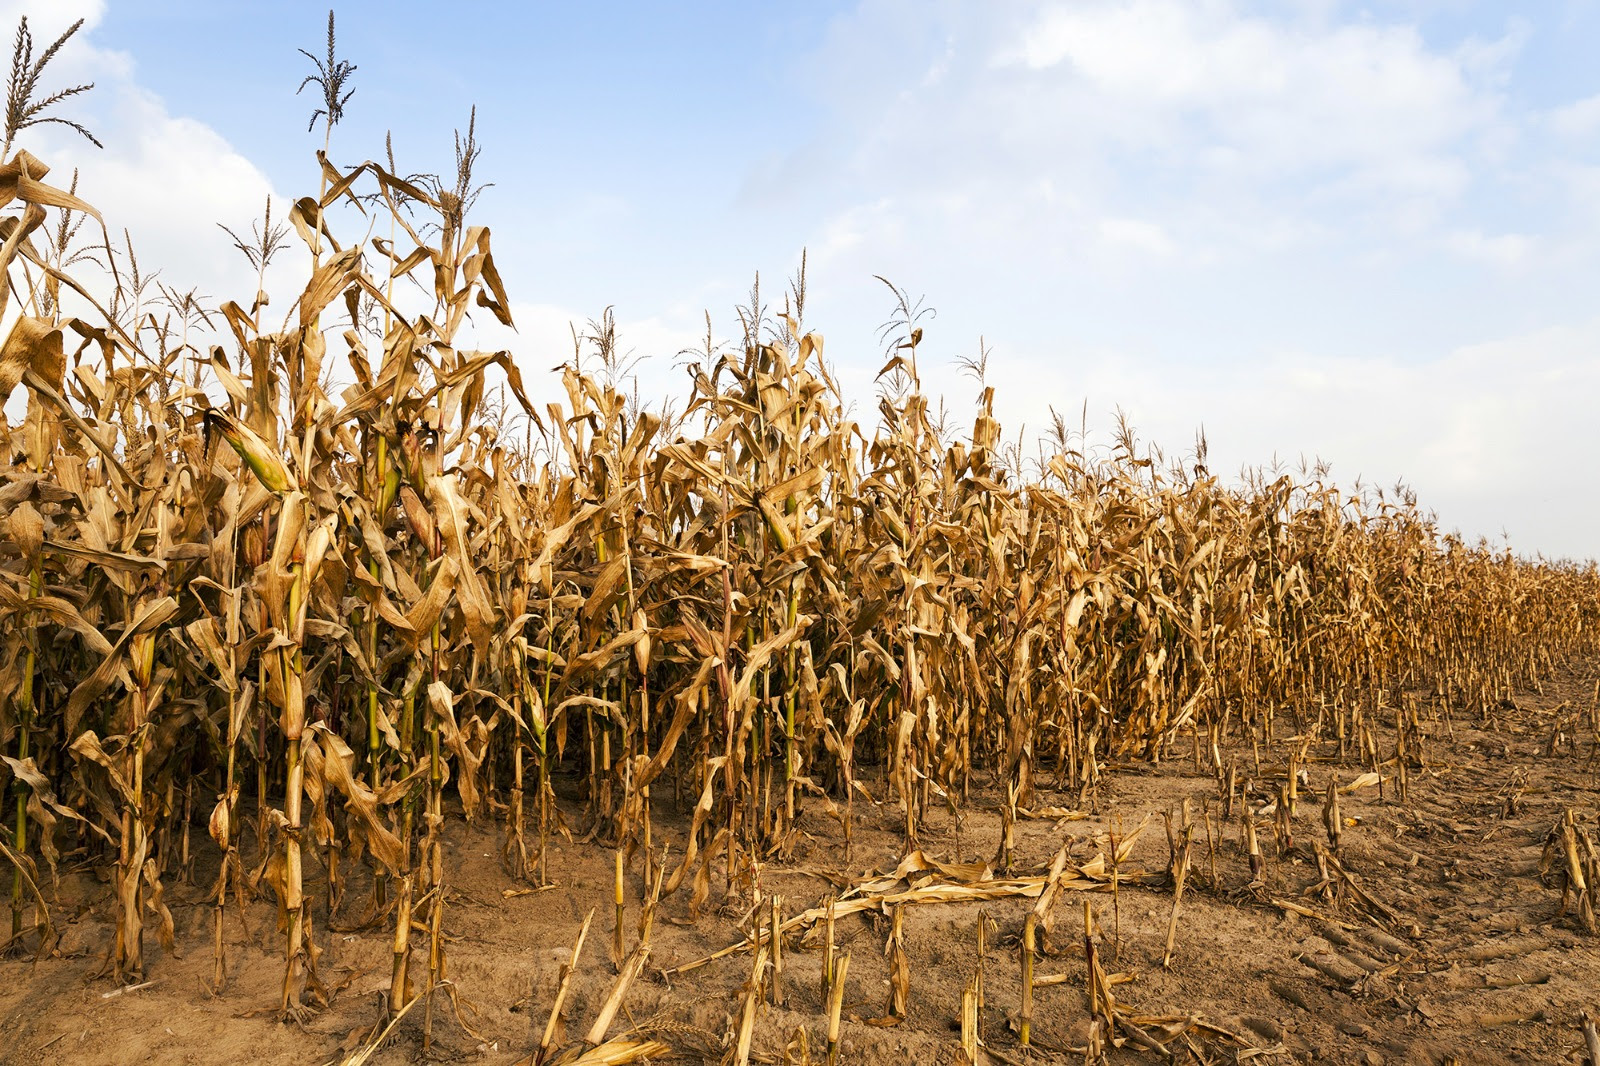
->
1, 13, 1598, 1062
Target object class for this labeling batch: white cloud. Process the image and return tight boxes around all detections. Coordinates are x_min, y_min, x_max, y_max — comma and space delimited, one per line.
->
0, 0, 291, 316
1444, 228, 1533, 267
1002, 0, 1503, 193
1098, 216, 1176, 257
797, 0, 1526, 295
0, 0, 1590, 560
977, 317, 1600, 559
0, 1, 712, 429
769, 0, 1599, 555
475, 301, 709, 421
1549, 91, 1600, 140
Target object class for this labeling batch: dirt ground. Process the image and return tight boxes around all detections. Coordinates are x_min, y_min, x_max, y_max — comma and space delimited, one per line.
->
3, 665, 1599, 1066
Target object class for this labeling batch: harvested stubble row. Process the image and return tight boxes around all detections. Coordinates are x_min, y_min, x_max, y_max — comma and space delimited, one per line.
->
0, 15, 1597, 1064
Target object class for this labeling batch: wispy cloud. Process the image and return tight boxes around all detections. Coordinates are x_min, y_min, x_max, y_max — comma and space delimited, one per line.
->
0, 0, 290, 314
0, 0, 1592, 556
778, 0, 1594, 555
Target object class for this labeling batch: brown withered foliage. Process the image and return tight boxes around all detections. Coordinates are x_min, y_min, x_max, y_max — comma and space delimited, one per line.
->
0, 17, 1595, 1059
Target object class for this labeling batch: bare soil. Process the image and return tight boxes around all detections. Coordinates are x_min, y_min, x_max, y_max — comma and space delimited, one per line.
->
3, 666, 1599, 1066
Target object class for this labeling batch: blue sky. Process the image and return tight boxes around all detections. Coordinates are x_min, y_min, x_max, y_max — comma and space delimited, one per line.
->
9, 0, 1600, 557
